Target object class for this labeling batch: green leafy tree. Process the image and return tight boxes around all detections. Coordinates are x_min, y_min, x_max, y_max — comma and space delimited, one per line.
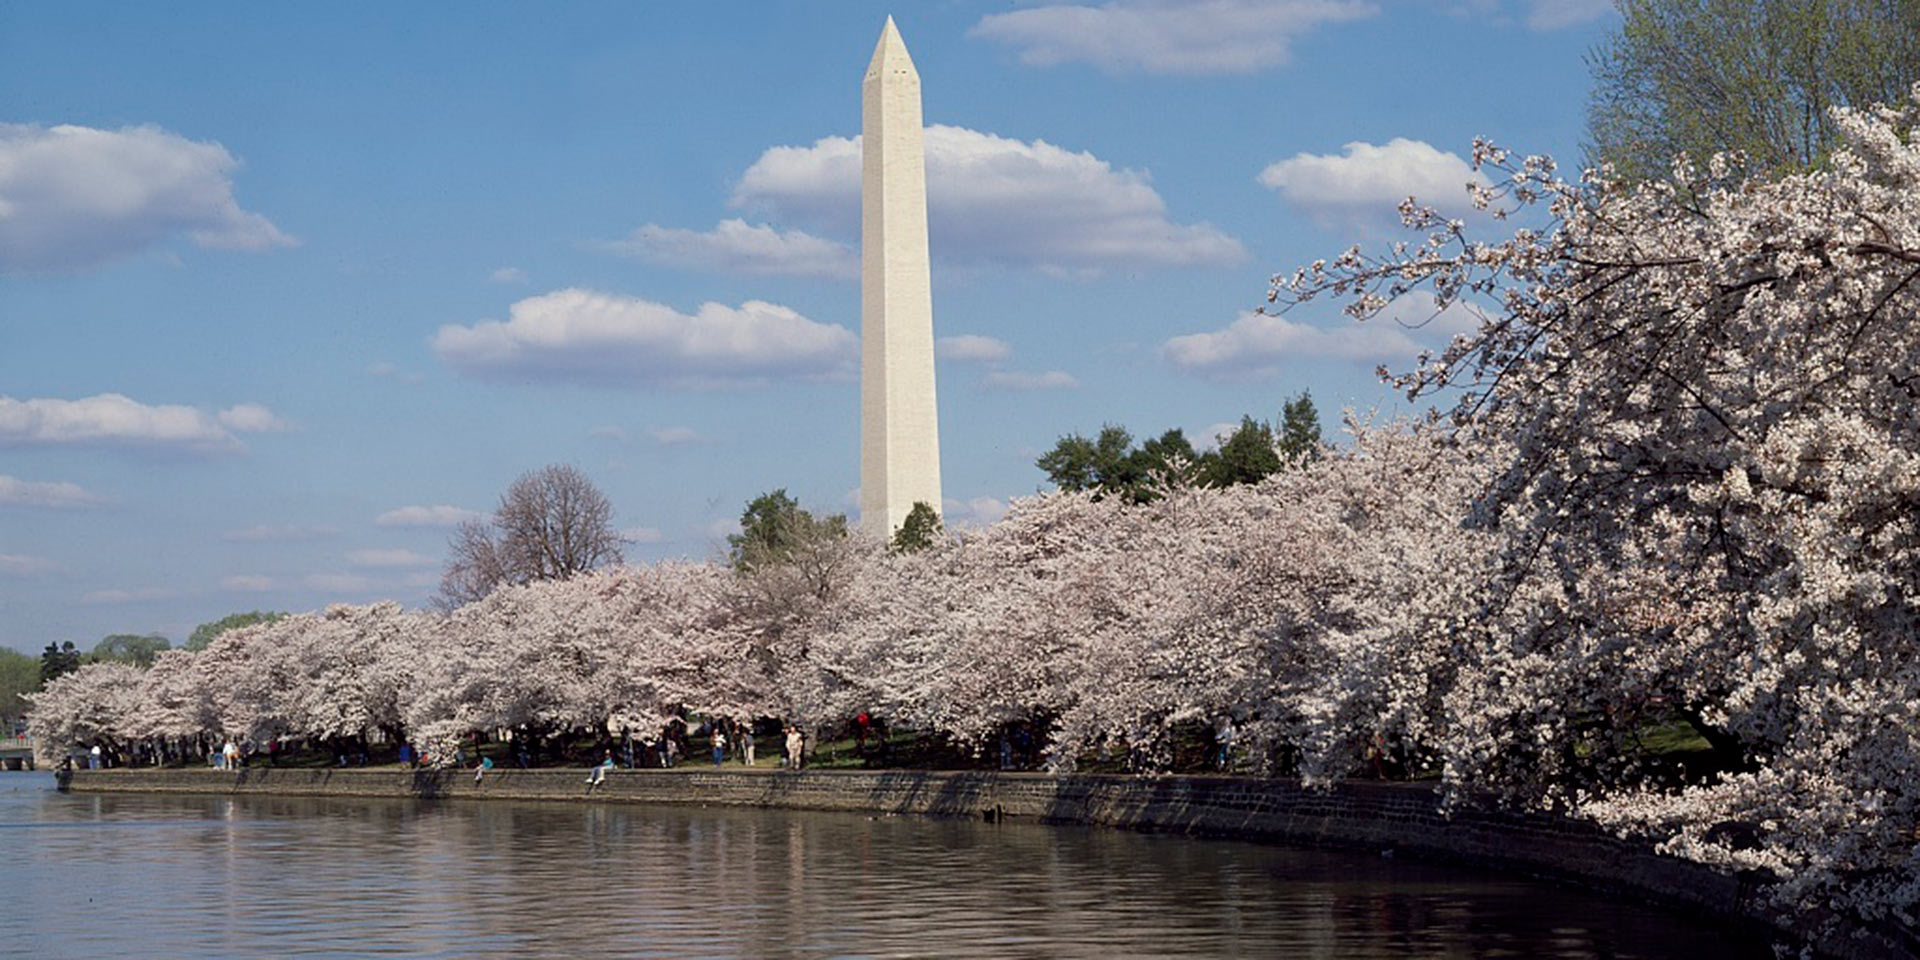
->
39, 641, 81, 685
91, 633, 171, 667
1199, 416, 1282, 487
1137, 429, 1199, 484
728, 489, 857, 603
890, 501, 943, 553
0, 649, 40, 734
728, 489, 850, 570
1587, 0, 1920, 180
1036, 425, 1138, 497
1278, 391, 1323, 466
1037, 426, 1196, 503
187, 611, 286, 651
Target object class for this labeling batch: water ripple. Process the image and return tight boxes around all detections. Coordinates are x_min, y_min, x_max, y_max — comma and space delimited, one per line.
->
0, 774, 1772, 959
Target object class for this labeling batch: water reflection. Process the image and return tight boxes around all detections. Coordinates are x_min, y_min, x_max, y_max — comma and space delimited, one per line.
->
2, 774, 1770, 958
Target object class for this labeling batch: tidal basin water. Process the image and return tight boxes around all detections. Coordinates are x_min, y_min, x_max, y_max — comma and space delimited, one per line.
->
6, 774, 1771, 958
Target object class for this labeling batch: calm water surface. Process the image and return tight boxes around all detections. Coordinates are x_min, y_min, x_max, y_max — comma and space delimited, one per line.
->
4, 774, 1772, 958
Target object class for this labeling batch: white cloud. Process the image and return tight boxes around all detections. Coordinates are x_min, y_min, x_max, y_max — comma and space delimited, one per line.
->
733, 125, 1241, 273
348, 548, 435, 568
222, 523, 338, 542
490, 266, 528, 284
1162, 292, 1487, 379
982, 370, 1080, 391
0, 123, 294, 273
0, 474, 105, 508
367, 361, 425, 384
0, 393, 286, 451
1369, 289, 1491, 338
970, 0, 1376, 76
1198, 421, 1239, 452
937, 335, 1013, 364
82, 587, 173, 605
621, 526, 665, 544
221, 574, 276, 592
704, 518, 741, 542
306, 573, 376, 593
1162, 310, 1417, 379
434, 288, 857, 387
1522, 0, 1613, 30
0, 554, 58, 576
942, 496, 1010, 529
375, 505, 483, 528
647, 426, 705, 446
610, 219, 856, 279
1259, 138, 1488, 229
217, 403, 294, 433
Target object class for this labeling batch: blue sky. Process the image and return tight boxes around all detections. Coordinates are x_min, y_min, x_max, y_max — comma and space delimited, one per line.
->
1, 1, 1615, 653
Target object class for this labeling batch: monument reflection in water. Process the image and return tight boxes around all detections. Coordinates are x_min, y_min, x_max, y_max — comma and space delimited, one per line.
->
8, 775, 1771, 958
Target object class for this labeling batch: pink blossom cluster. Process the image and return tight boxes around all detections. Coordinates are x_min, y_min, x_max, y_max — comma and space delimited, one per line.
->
1276, 85, 1920, 938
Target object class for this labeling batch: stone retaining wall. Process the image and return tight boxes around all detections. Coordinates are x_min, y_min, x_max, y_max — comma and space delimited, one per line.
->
62, 767, 1908, 959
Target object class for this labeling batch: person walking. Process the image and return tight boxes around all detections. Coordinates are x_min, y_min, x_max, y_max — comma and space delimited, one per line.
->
710, 727, 727, 767
785, 726, 804, 771
740, 729, 755, 767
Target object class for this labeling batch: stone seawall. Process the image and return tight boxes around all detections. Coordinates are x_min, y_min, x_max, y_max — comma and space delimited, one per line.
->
61, 767, 1904, 958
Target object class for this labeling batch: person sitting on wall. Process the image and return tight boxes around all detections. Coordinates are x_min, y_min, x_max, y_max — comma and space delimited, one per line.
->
585, 751, 615, 791
473, 756, 493, 784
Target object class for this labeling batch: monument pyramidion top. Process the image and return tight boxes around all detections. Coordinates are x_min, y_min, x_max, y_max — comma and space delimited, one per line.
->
864, 15, 918, 84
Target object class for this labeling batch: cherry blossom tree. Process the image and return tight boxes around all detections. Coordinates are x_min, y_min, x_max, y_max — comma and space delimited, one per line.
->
1278, 86, 1920, 931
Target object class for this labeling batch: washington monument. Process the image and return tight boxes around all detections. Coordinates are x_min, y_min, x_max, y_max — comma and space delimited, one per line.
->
860, 17, 942, 538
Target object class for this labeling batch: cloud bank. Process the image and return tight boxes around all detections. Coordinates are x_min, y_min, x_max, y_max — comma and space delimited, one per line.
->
0, 475, 105, 508
434, 289, 857, 387
376, 505, 484, 528
1259, 138, 1488, 229
1161, 292, 1489, 379
728, 125, 1241, 273
0, 394, 287, 452
0, 123, 293, 273
611, 219, 856, 279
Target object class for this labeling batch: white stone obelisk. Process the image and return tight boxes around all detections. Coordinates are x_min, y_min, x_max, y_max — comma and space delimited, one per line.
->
860, 17, 942, 538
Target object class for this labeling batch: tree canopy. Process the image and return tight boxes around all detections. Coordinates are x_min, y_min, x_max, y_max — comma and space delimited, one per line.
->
437, 464, 624, 610
39, 642, 81, 686
1039, 394, 1322, 500
727, 489, 857, 605
890, 501, 942, 553
91, 633, 171, 667
0, 648, 39, 733
1586, 0, 1920, 179
187, 611, 286, 652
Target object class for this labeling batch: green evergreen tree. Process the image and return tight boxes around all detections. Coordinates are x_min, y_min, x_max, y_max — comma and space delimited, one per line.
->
1278, 391, 1323, 466
1199, 416, 1281, 487
39, 641, 81, 685
890, 501, 943, 552
729, 489, 849, 572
